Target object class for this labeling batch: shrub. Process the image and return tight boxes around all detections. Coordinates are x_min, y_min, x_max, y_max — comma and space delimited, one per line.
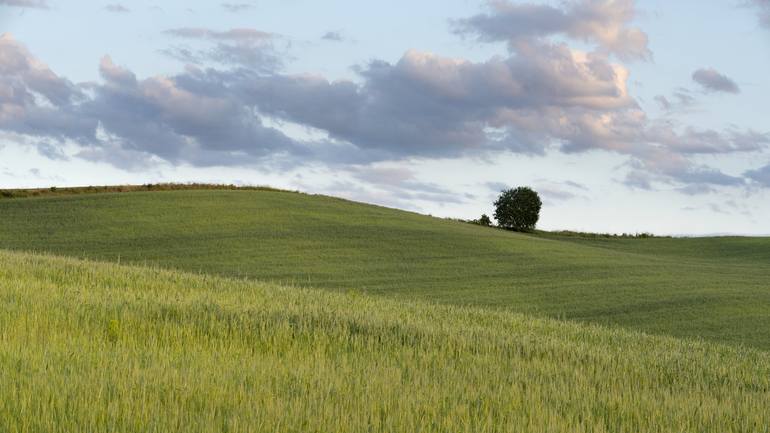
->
493, 187, 542, 232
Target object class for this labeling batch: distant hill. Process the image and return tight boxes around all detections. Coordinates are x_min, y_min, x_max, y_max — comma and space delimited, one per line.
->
1, 188, 769, 349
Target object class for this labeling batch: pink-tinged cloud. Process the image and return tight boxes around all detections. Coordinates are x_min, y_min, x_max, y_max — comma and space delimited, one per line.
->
453, 0, 650, 60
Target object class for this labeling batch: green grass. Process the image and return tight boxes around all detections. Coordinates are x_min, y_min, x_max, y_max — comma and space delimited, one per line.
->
1, 189, 769, 349
1, 250, 769, 432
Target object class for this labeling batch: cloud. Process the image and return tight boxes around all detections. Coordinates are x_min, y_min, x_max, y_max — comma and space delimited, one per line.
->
654, 95, 671, 111
105, 4, 130, 13
99, 55, 137, 87
692, 68, 740, 94
221, 3, 253, 13
645, 126, 768, 154
82, 57, 306, 168
622, 147, 748, 194
0, 35, 307, 170
487, 179, 586, 203
485, 182, 510, 193
348, 165, 467, 204
538, 187, 577, 202
746, 0, 770, 28
453, 0, 650, 60
2, 29, 768, 195
745, 163, 770, 186
322, 31, 344, 42
306, 180, 425, 212
164, 28, 272, 42
0, 33, 93, 142
565, 180, 588, 190
682, 201, 742, 215
0, 33, 77, 105
162, 27, 282, 72
0, 0, 47, 8
671, 167, 744, 187
234, 43, 636, 161
622, 169, 653, 190
707, 203, 729, 214
533, 180, 589, 203
36, 141, 68, 160
654, 88, 697, 112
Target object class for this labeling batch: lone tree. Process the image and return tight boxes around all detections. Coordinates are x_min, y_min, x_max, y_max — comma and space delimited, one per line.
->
477, 214, 492, 226
493, 187, 542, 232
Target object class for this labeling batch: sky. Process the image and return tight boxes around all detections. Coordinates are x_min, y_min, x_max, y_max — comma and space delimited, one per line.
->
1, 0, 769, 235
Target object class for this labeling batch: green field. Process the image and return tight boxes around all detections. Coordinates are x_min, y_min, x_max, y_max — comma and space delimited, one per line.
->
1, 189, 769, 349
1, 188, 769, 431
1, 250, 769, 432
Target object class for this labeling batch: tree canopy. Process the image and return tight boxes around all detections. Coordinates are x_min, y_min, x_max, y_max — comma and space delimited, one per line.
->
493, 187, 541, 231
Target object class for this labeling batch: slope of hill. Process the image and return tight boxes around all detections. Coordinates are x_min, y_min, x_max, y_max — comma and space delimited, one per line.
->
1, 189, 769, 349
1, 250, 768, 432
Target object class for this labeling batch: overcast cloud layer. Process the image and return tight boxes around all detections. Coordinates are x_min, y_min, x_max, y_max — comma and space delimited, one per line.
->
1, 0, 769, 233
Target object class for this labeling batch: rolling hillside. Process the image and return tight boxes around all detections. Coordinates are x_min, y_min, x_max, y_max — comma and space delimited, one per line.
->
1, 250, 768, 432
1, 188, 769, 349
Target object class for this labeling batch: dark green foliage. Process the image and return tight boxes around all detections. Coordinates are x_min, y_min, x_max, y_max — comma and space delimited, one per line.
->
469, 214, 492, 226
543, 230, 668, 239
493, 187, 542, 232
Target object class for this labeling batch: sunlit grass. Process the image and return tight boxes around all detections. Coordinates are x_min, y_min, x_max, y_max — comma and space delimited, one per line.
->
1, 250, 768, 432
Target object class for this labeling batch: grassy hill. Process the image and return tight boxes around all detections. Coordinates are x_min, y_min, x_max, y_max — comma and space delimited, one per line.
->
1, 250, 768, 432
1, 189, 769, 349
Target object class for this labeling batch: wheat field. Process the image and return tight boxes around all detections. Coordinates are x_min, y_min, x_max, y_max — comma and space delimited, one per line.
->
1, 250, 768, 432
